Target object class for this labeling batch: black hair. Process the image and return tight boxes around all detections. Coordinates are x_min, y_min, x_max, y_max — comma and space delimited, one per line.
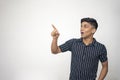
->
81, 17, 98, 29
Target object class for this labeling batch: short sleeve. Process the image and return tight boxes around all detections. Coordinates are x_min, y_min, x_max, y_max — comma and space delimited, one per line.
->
59, 39, 75, 52
99, 45, 108, 62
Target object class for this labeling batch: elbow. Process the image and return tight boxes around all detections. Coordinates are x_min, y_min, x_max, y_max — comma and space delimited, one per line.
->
51, 47, 61, 54
51, 49, 58, 54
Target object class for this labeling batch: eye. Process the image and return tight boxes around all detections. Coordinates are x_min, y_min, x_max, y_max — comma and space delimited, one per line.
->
84, 24, 89, 28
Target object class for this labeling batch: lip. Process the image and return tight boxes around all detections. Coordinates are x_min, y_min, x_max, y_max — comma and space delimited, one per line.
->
81, 32, 84, 34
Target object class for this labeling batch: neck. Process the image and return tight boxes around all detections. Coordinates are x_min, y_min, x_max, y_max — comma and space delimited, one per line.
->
82, 36, 94, 46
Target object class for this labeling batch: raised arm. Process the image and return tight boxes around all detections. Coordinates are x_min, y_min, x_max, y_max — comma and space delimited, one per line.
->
51, 24, 61, 54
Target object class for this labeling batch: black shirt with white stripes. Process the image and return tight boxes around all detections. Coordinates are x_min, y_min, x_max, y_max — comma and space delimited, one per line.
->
59, 38, 107, 80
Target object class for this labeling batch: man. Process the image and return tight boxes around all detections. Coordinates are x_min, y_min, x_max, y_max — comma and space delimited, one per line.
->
51, 17, 108, 80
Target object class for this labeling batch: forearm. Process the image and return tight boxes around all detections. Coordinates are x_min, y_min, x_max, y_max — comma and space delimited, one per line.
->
98, 65, 108, 80
51, 38, 60, 54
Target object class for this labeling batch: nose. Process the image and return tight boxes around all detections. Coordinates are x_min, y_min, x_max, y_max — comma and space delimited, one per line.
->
81, 26, 84, 32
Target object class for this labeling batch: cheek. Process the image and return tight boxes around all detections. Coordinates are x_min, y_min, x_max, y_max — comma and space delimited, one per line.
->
84, 29, 92, 34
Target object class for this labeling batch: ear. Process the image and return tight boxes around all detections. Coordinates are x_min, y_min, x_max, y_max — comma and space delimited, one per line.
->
92, 28, 96, 34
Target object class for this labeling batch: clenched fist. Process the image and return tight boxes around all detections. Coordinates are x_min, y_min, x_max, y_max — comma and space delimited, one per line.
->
51, 24, 60, 39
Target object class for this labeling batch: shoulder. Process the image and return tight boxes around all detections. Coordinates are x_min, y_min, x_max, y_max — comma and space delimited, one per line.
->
95, 40, 106, 50
67, 38, 81, 43
64, 38, 81, 45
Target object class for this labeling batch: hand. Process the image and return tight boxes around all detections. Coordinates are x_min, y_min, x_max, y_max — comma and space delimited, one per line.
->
51, 24, 60, 39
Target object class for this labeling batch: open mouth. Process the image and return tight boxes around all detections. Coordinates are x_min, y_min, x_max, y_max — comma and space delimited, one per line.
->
81, 32, 84, 34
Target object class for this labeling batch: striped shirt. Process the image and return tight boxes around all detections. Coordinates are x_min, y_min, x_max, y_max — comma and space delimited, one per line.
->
59, 38, 107, 80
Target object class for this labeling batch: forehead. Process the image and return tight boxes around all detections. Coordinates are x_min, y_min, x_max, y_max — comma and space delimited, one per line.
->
81, 22, 91, 26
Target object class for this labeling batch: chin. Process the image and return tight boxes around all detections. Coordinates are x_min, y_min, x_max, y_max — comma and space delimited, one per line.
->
81, 36, 88, 39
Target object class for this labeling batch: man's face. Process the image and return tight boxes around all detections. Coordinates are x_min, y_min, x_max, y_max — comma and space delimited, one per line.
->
80, 22, 96, 38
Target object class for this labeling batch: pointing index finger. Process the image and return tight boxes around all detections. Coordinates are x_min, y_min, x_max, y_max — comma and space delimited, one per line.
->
52, 24, 57, 30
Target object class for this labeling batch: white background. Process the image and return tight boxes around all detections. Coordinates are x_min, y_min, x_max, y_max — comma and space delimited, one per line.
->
0, 0, 120, 80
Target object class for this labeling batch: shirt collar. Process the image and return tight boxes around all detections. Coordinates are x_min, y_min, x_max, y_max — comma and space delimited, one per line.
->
79, 38, 97, 47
